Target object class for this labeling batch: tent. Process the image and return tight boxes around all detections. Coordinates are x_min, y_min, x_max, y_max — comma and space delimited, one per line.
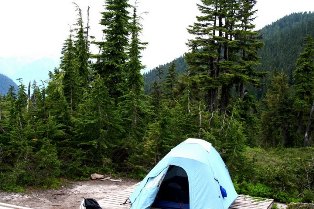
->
129, 138, 237, 209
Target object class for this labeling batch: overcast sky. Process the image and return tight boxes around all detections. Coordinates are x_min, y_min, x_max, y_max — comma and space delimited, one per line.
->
0, 0, 313, 82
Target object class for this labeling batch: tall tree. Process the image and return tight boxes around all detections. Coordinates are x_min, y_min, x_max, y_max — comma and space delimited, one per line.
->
293, 36, 314, 146
127, 4, 146, 95
115, 4, 151, 171
186, 0, 262, 112
73, 76, 118, 173
95, 0, 130, 103
60, 34, 80, 113
120, 4, 149, 139
234, 0, 263, 97
151, 67, 164, 114
260, 73, 296, 147
73, 3, 90, 88
164, 62, 177, 103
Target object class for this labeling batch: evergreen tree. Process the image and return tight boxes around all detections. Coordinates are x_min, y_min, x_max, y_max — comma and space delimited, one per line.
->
260, 73, 296, 147
46, 70, 71, 127
186, 0, 262, 112
151, 67, 163, 114
0, 81, 30, 190
60, 34, 80, 113
127, 5, 146, 95
95, 0, 130, 103
235, 0, 263, 97
73, 3, 90, 88
293, 36, 314, 146
118, 3, 150, 150
164, 62, 177, 103
23, 82, 61, 187
73, 76, 118, 174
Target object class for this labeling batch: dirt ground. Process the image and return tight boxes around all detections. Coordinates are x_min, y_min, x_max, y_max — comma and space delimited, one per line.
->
0, 178, 289, 209
0, 178, 138, 209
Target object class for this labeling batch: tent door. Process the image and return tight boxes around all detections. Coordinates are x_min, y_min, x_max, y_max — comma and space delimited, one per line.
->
152, 165, 190, 209
130, 167, 168, 209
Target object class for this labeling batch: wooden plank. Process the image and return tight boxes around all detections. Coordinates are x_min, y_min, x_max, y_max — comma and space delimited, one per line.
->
100, 184, 274, 209
229, 195, 273, 209
98, 184, 137, 209
0, 203, 32, 209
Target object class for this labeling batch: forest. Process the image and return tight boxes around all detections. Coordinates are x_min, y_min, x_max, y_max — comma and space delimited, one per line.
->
0, 0, 313, 204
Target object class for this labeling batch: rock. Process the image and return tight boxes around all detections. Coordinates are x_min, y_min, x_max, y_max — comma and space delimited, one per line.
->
90, 173, 104, 180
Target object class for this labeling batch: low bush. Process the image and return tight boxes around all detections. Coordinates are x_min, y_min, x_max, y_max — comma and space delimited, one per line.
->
239, 147, 314, 203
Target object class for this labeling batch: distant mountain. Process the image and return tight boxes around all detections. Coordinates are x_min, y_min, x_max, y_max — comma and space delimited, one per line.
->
0, 73, 18, 95
143, 56, 187, 93
0, 57, 59, 84
258, 12, 314, 79
143, 12, 314, 92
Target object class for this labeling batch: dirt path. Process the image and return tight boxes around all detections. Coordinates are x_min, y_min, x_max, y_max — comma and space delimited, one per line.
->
0, 179, 137, 209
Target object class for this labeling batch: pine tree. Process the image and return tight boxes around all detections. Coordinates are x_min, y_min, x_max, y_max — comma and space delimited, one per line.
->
151, 67, 163, 114
73, 76, 118, 173
127, 5, 146, 95
73, 3, 90, 88
260, 73, 296, 147
293, 36, 314, 146
23, 82, 61, 187
186, 0, 220, 111
164, 62, 177, 103
60, 34, 80, 113
95, 0, 130, 103
119, 4, 149, 143
186, 0, 262, 112
234, 0, 263, 97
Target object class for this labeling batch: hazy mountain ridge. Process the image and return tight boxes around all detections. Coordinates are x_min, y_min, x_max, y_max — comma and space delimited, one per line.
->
258, 12, 314, 77
0, 73, 18, 95
143, 56, 186, 92
0, 57, 59, 84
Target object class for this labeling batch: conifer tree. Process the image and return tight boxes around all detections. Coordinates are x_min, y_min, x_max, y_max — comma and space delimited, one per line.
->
60, 34, 80, 113
73, 76, 118, 172
164, 62, 177, 103
261, 73, 296, 147
151, 67, 163, 114
234, 0, 263, 97
186, 0, 262, 112
127, 5, 146, 95
293, 36, 314, 146
73, 3, 90, 88
119, 4, 149, 142
95, 0, 130, 103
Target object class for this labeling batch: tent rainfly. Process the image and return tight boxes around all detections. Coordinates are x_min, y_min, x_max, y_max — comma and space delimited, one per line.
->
129, 138, 238, 209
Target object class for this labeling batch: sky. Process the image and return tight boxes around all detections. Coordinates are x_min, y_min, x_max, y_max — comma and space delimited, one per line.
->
0, 0, 313, 83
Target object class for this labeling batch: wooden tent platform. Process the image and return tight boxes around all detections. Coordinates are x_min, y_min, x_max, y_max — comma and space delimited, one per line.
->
0, 202, 32, 209
99, 184, 274, 209
0, 184, 273, 209
230, 195, 274, 209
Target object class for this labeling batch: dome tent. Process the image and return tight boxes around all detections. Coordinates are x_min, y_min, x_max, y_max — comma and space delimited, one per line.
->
129, 138, 237, 209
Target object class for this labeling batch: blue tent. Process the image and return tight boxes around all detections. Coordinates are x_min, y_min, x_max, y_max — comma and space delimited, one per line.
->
129, 138, 237, 209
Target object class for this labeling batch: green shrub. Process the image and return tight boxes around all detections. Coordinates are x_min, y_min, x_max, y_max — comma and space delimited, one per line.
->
303, 190, 314, 203
240, 147, 314, 203
246, 183, 273, 198
272, 203, 280, 209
